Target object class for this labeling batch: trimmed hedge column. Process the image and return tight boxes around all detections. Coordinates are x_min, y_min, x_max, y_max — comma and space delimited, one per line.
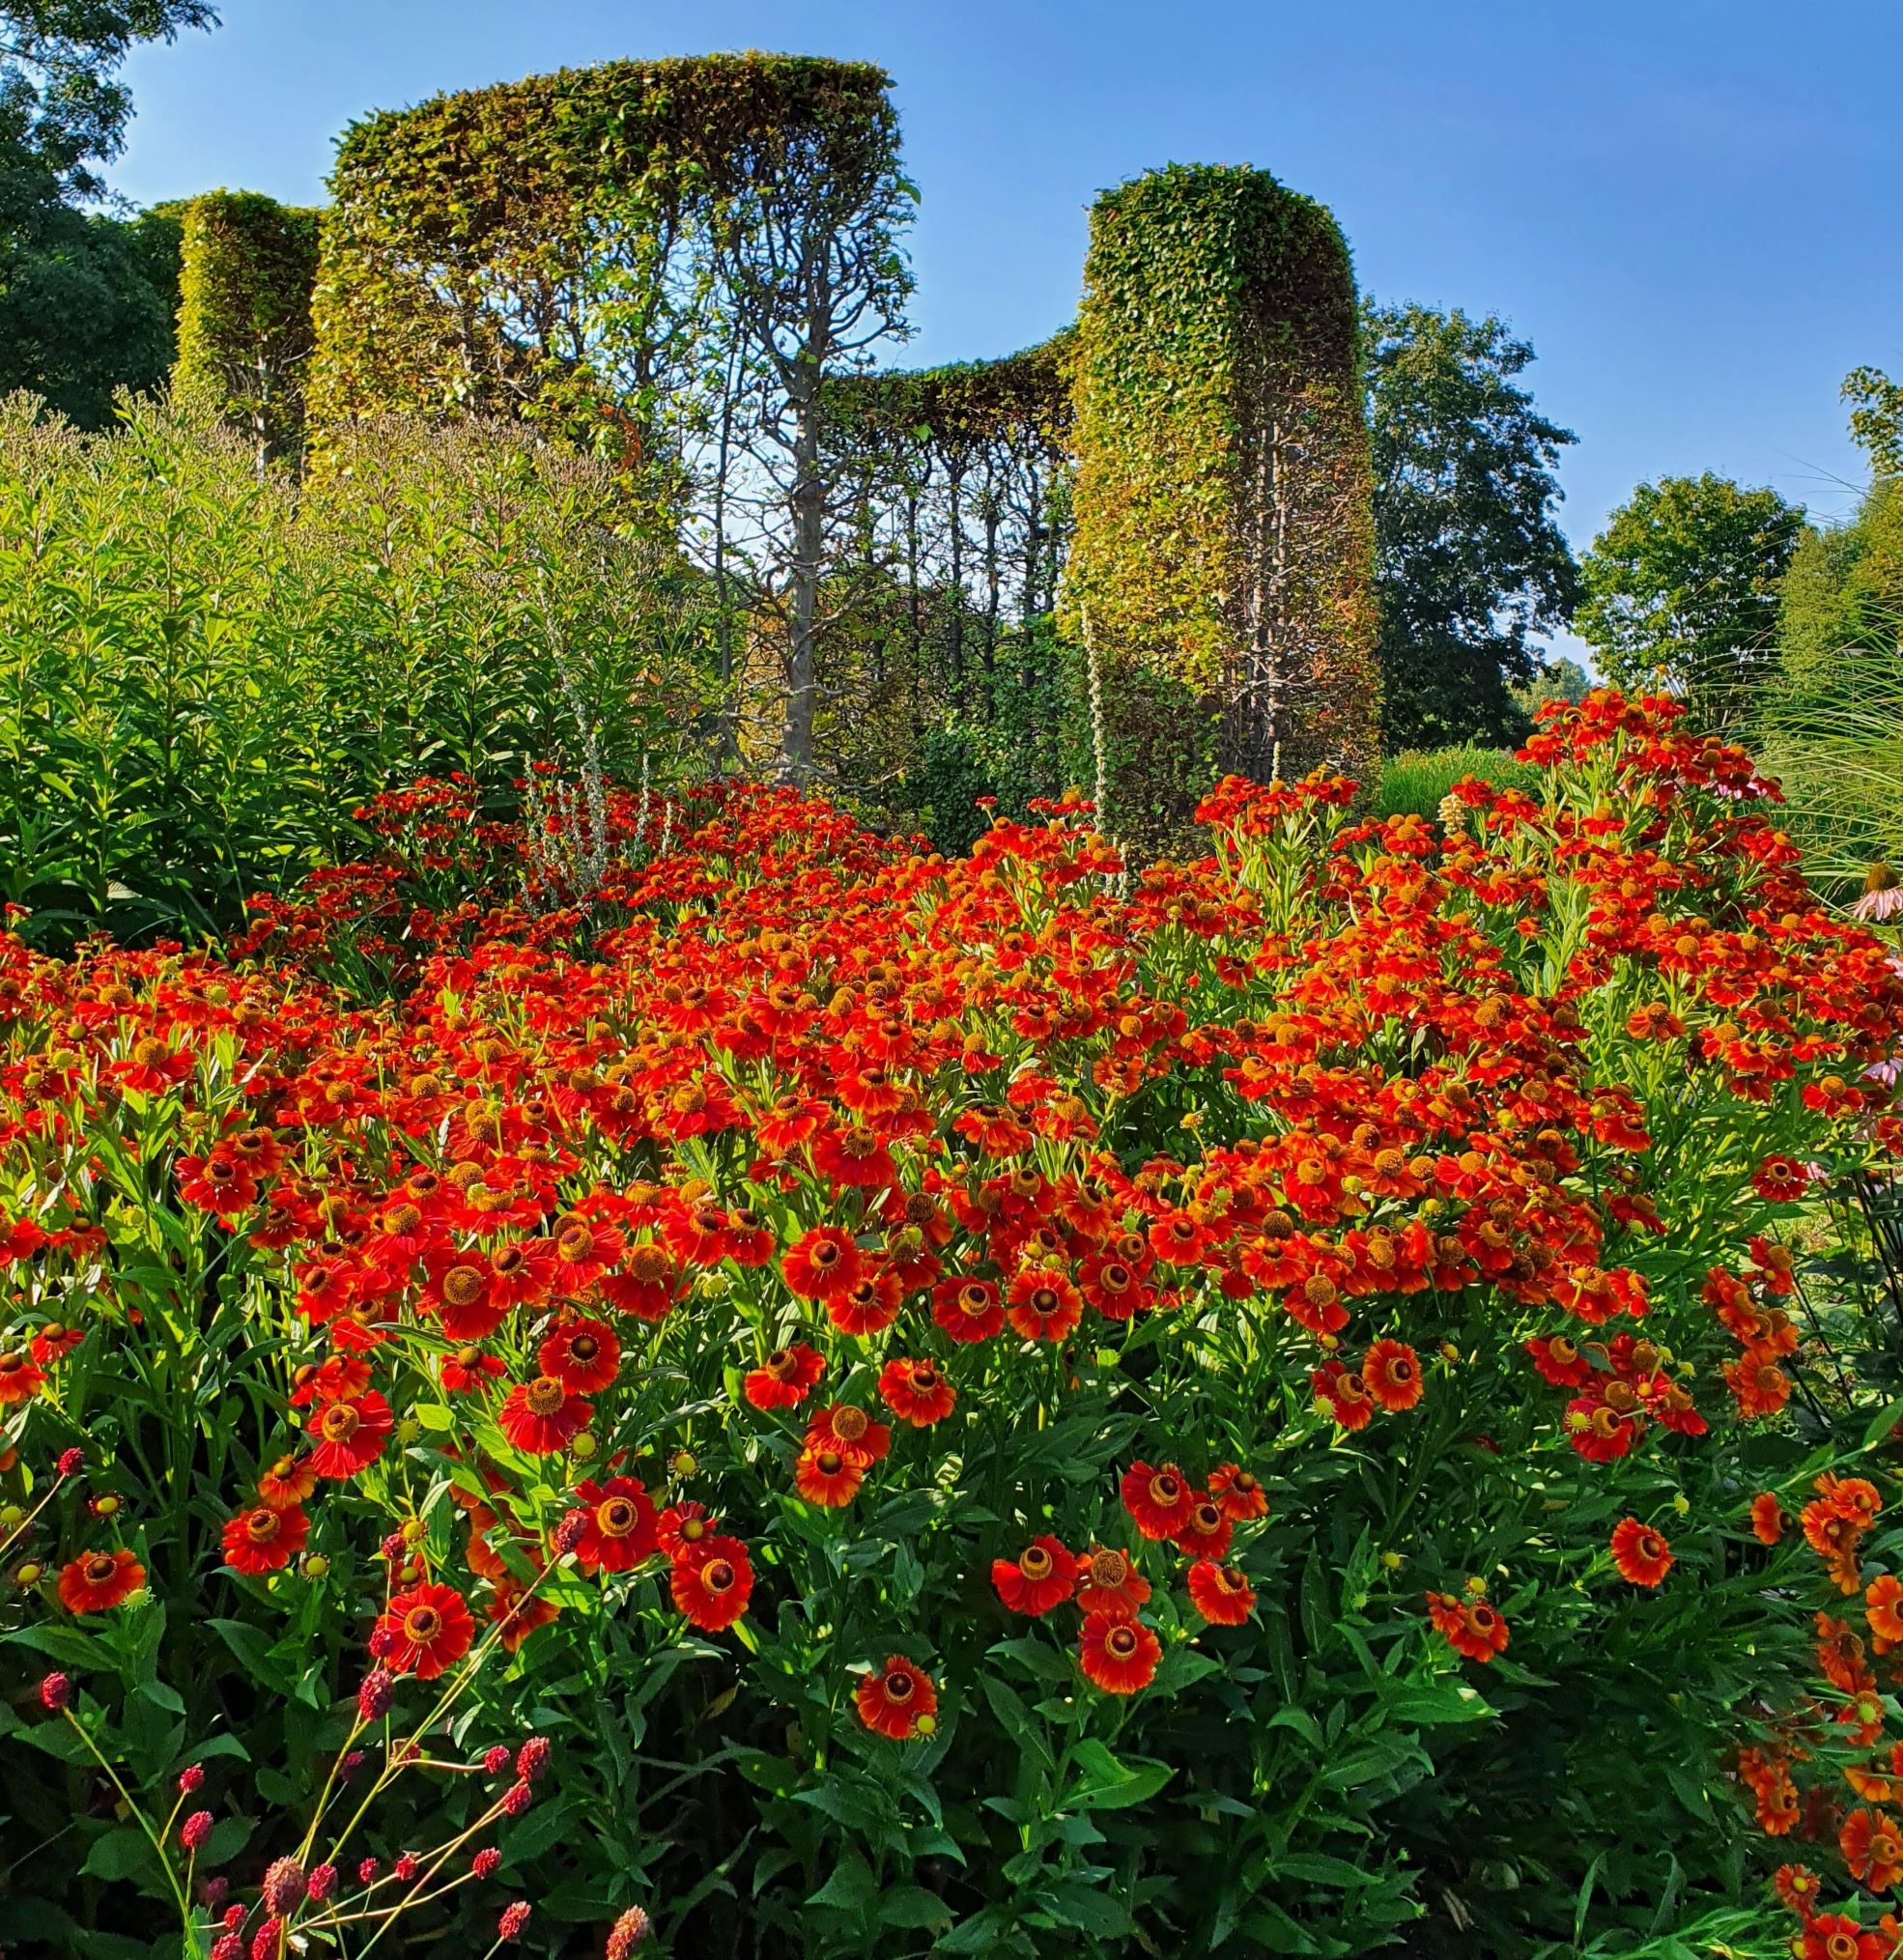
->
172, 191, 322, 468
1064, 164, 1378, 839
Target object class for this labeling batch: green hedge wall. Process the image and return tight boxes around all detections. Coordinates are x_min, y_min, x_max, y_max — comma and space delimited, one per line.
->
1062, 163, 1379, 839
172, 190, 322, 466
307, 53, 895, 477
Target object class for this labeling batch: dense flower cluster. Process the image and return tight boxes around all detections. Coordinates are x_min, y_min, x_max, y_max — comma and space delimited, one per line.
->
3, 691, 1902, 1948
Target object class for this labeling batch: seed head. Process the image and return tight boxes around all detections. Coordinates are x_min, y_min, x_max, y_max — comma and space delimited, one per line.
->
483, 1744, 511, 1775
471, 1846, 502, 1879
356, 1669, 394, 1721
514, 1735, 551, 1782
502, 1779, 533, 1817
178, 1763, 206, 1795
306, 1863, 337, 1902
607, 1904, 652, 1957
498, 1901, 531, 1942
39, 1671, 70, 1712
180, 1810, 213, 1851
262, 1856, 305, 1916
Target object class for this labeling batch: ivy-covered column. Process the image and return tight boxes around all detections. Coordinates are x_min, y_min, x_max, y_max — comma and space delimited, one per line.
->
172, 191, 322, 469
1063, 164, 1379, 841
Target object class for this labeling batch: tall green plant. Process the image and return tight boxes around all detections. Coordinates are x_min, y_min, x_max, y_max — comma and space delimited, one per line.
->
0, 397, 720, 947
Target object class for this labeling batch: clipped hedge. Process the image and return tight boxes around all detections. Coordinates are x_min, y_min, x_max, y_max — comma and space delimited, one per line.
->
172, 190, 321, 465
1063, 164, 1379, 840
308, 52, 895, 475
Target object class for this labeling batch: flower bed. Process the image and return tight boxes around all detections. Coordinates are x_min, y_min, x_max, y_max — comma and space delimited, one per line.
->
4, 693, 1902, 1958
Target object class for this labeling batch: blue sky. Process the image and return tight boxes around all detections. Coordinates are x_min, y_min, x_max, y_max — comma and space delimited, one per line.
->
116, 0, 1901, 564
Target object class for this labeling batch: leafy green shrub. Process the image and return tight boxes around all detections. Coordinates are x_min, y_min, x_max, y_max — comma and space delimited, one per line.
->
1373, 744, 1543, 819
0, 398, 720, 947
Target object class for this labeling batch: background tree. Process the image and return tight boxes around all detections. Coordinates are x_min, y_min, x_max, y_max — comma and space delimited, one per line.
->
1576, 472, 1806, 728
1842, 365, 1903, 482
712, 97, 915, 780
0, 2, 217, 422
1363, 300, 1578, 750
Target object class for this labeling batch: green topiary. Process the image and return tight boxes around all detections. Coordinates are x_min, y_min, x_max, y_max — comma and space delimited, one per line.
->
172, 189, 321, 467
1063, 163, 1378, 842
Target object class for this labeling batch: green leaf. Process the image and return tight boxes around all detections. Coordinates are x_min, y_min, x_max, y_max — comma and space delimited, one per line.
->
807, 1852, 878, 1916
879, 1882, 952, 1932
1037, 1882, 1136, 1938
79, 1826, 158, 1884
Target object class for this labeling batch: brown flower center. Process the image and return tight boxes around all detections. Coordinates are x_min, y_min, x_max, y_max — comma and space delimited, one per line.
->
245, 1509, 282, 1544
524, 1376, 566, 1417
1106, 1625, 1138, 1659
1020, 1546, 1052, 1579
833, 1406, 869, 1442
597, 1498, 639, 1537
403, 1606, 441, 1640
319, 1404, 359, 1442
441, 1265, 485, 1307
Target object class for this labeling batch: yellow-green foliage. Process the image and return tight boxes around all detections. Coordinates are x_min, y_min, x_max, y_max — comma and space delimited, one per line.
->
172, 190, 321, 464
1064, 164, 1378, 838
308, 52, 895, 473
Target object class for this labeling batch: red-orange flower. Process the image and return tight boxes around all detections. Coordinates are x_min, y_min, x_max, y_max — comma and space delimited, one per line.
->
1800, 1914, 1886, 1960
1186, 1559, 1256, 1625
487, 1578, 559, 1654
376, 1581, 475, 1679
57, 1548, 145, 1613
1074, 1546, 1151, 1620
855, 1656, 938, 1739
1006, 1267, 1083, 1343
1078, 1611, 1160, 1694
1750, 1491, 1788, 1545
1121, 1461, 1194, 1542
781, 1226, 861, 1302
0, 1348, 45, 1405
1174, 1495, 1234, 1561
1362, 1338, 1424, 1412
878, 1357, 956, 1427
793, 1447, 864, 1507
1208, 1463, 1268, 1521
256, 1455, 318, 1509
991, 1536, 1077, 1616
538, 1318, 620, 1395
1842, 1806, 1903, 1893
669, 1536, 753, 1631
566, 1477, 658, 1574
743, 1344, 825, 1410
805, 1404, 890, 1467
304, 1390, 393, 1479
1427, 1591, 1510, 1662
828, 1264, 903, 1337
931, 1277, 1005, 1344
497, 1376, 589, 1456
1610, 1518, 1674, 1587
221, 1502, 309, 1575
